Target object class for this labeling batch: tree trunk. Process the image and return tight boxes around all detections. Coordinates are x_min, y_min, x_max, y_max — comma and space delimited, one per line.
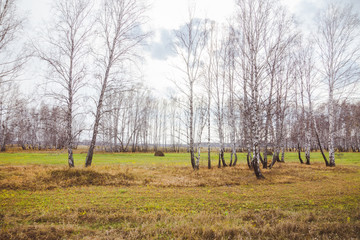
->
231, 148, 238, 167
328, 88, 335, 167
263, 146, 268, 169
281, 146, 285, 162
218, 150, 221, 168
208, 146, 211, 169
85, 61, 110, 167
190, 82, 195, 169
298, 143, 304, 164
195, 146, 200, 170
207, 88, 211, 169
251, 99, 264, 179
269, 151, 278, 169
305, 129, 311, 165
313, 117, 329, 166
247, 151, 252, 169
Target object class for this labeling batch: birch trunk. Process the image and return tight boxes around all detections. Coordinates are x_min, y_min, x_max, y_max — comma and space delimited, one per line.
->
85, 69, 108, 167
67, 93, 74, 167
328, 87, 335, 167
189, 82, 195, 169
207, 94, 211, 169
251, 94, 264, 179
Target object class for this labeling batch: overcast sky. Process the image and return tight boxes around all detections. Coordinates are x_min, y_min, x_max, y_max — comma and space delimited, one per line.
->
17, 0, 360, 97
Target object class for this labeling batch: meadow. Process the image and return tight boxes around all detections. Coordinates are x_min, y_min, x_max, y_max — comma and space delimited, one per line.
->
0, 151, 359, 239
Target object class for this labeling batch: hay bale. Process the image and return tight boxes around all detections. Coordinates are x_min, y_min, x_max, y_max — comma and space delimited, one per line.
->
154, 151, 165, 157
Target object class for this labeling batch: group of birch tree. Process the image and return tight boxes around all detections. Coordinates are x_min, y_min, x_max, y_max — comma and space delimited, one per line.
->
173, 0, 360, 178
32, 0, 149, 167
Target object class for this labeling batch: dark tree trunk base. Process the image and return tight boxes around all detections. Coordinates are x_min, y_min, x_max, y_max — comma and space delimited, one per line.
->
298, 143, 304, 164
247, 153, 252, 169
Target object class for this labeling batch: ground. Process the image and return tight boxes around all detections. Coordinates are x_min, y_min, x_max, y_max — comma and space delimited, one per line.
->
0, 151, 359, 239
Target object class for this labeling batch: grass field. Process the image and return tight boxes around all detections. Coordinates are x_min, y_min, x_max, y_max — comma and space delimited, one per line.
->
0, 151, 359, 239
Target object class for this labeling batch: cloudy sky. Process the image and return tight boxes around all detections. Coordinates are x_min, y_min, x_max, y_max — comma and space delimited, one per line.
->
17, 0, 360, 97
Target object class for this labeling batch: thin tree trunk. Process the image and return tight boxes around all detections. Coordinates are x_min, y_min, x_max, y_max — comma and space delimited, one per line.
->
298, 143, 304, 164
313, 116, 329, 166
85, 55, 111, 167
328, 88, 335, 167
305, 124, 311, 165
190, 82, 195, 169
195, 146, 200, 170
247, 150, 252, 169
207, 85, 211, 169
251, 99, 264, 179
67, 58, 74, 168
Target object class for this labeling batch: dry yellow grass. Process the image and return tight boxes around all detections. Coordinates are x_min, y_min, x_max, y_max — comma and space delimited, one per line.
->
0, 161, 360, 239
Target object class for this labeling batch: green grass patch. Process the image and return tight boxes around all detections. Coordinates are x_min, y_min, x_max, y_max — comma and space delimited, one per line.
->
0, 151, 359, 166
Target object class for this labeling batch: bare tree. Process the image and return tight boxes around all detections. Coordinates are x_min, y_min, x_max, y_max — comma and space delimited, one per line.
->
0, 0, 27, 151
194, 97, 207, 168
316, 2, 360, 167
35, 0, 92, 167
262, 8, 296, 168
213, 31, 227, 168
173, 7, 207, 170
0, 0, 27, 87
269, 54, 292, 169
236, 0, 274, 179
85, 0, 148, 167
295, 39, 317, 165
203, 21, 216, 169
226, 27, 238, 167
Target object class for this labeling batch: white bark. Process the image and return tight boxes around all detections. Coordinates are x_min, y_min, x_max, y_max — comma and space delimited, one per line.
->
316, 3, 360, 167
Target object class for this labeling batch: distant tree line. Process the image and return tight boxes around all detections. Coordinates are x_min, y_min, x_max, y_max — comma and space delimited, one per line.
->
2, 90, 360, 155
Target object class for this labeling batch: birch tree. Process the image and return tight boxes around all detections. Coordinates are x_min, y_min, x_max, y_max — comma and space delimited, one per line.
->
35, 0, 92, 167
295, 40, 317, 165
213, 34, 227, 168
204, 21, 216, 169
262, 8, 296, 168
0, 0, 27, 150
236, 0, 275, 179
316, 3, 360, 167
173, 8, 207, 170
85, 0, 148, 167
0, 0, 26, 87
224, 26, 238, 167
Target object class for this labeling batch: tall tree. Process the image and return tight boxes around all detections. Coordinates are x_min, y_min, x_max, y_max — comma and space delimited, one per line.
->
236, 0, 274, 178
0, 0, 27, 151
295, 40, 317, 165
173, 8, 207, 170
316, 3, 360, 167
0, 0, 26, 86
85, 0, 148, 167
35, 0, 92, 167
204, 21, 216, 169
225, 27, 238, 167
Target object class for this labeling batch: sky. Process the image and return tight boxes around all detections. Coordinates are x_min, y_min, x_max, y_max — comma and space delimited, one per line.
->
17, 0, 360, 98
